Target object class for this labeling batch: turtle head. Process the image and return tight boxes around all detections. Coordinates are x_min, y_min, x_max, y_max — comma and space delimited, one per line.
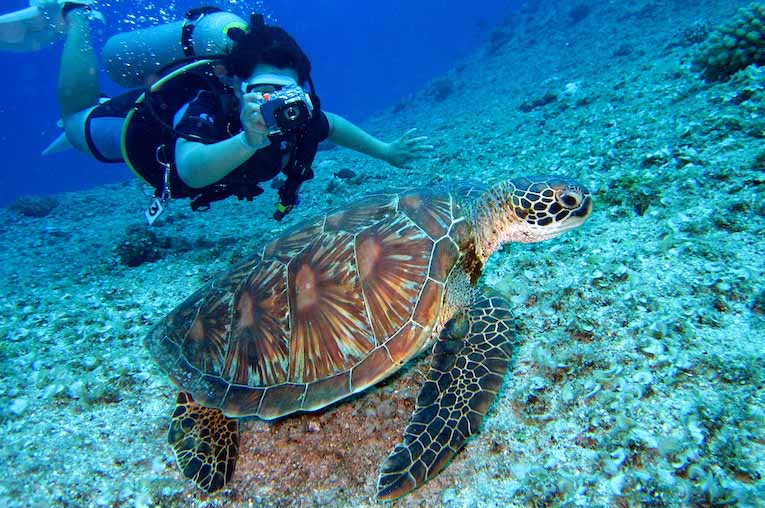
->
474, 176, 592, 258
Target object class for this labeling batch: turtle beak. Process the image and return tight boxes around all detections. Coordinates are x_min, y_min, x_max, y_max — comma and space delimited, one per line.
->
574, 195, 593, 219
553, 195, 592, 235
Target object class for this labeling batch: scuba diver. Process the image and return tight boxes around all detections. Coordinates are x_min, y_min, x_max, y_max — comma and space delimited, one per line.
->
2, 1, 433, 222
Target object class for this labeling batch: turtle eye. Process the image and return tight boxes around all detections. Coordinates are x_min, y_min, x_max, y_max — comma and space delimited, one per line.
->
559, 189, 582, 208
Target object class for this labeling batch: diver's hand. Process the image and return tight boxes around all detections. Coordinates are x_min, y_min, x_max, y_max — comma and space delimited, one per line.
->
385, 128, 434, 169
240, 93, 269, 150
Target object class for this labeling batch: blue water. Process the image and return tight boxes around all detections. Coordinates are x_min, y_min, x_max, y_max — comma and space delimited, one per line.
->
0, 0, 516, 206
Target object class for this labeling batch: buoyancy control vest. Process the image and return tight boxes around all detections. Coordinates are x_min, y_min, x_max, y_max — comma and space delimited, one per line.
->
121, 59, 322, 222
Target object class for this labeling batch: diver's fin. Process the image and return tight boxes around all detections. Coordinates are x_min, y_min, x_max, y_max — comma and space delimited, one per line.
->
42, 132, 73, 156
0, 2, 64, 52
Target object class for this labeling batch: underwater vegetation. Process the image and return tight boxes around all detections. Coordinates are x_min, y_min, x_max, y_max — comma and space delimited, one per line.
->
692, 2, 765, 81
115, 224, 174, 267
8, 195, 59, 218
427, 76, 456, 102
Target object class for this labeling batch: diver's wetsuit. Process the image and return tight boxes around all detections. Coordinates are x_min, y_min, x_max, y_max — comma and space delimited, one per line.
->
69, 86, 330, 203
174, 89, 330, 183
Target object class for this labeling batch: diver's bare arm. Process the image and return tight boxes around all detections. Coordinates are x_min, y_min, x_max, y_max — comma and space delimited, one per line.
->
175, 135, 257, 189
325, 112, 432, 168
325, 112, 390, 162
175, 97, 268, 189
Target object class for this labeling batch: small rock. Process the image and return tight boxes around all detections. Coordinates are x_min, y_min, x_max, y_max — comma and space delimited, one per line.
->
67, 380, 85, 399
334, 168, 357, 179
519, 91, 558, 113
441, 487, 458, 504
376, 399, 396, 419
640, 148, 672, 168
609, 473, 625, 495
9, 397, 28, 415
751, 289, 765, 314
82, 356, 100, 370
41, 383, 65, 400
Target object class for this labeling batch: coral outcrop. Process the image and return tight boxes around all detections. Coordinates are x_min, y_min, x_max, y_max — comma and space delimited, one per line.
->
692, 3, 765, 81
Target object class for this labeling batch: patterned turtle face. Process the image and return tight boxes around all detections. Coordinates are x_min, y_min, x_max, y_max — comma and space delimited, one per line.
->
497, 176, 592, 243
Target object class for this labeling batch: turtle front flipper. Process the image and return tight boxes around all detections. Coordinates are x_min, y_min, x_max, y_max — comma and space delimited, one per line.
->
168, 391, 240, 493
377, 290, 516, 500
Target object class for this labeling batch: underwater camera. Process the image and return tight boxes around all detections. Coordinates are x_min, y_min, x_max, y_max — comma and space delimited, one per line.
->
257, 85, 314, 138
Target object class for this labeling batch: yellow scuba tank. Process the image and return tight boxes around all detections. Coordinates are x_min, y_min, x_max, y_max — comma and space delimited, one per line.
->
102, 7, 246, 88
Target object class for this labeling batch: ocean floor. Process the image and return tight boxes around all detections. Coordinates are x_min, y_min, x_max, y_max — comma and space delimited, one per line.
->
1, 0, 764, 507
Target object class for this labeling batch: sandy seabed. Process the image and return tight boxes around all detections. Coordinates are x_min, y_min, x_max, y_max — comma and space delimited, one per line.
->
1, 1, 764, 507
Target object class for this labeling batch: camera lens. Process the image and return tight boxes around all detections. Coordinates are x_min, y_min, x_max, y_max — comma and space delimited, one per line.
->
284, 106, 300, 121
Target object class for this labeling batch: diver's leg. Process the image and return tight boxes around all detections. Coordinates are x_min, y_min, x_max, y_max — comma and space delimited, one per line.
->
0, 3, 64, 52
57, 7, 99, 117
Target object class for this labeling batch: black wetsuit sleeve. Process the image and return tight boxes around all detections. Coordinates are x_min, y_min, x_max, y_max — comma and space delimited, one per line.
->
315, 111, 330, 142
174, 90, 227, 143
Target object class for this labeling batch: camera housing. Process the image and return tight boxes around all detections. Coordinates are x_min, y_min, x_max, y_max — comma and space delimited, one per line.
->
257, 84, 314, 138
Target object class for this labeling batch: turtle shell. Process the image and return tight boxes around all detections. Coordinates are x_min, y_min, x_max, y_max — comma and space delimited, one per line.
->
145, 182, 484, 419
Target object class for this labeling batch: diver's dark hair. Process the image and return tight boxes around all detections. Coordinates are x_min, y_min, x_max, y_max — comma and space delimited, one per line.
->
224, 13, 312, 84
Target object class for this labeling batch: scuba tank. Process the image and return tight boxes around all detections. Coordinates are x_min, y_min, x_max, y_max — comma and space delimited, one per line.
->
102, 7, 246, 88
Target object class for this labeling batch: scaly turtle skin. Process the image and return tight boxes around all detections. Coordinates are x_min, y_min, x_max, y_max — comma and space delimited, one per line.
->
145, 176, 592, 498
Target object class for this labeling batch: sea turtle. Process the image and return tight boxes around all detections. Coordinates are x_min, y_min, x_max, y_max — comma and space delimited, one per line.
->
145, 175, 592, 500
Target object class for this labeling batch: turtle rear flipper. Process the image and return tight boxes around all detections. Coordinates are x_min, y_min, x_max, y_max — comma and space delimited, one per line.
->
168, 391, 240, 492
377, 290, 516, 500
